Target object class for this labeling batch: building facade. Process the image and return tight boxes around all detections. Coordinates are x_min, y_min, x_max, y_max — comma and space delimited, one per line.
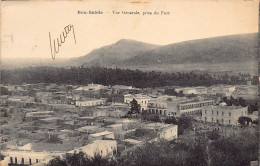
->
124, 94, 151, 111
202, 105, 248, 125
146, 97, 214, 117
178, 100, 214, 115
159, 125, 178, 140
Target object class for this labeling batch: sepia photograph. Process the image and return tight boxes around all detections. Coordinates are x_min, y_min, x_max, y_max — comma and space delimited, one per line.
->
0, 0, 259, 166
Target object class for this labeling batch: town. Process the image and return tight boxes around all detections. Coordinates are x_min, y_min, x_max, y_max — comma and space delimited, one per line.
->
0, 80, 258, 166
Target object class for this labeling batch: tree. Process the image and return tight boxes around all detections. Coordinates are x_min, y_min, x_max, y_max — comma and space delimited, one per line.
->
252, 119, 259, 125
45, 156, 68, 166
238, 116, 252, 126
65, 152, 89, 166
128, 99, 140, 115
238, 97, 247, 107
177, 115, 192, 135
177, 90, 184, 97
142, 114, 161, 123
164, 88, 178, 96
165, 116, 177, 125
207, 130, 220, 140
0, 86, 10, 95
186, 140, 208, 166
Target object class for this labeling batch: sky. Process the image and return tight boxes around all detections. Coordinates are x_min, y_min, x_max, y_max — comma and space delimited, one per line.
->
1, 0, 258, 60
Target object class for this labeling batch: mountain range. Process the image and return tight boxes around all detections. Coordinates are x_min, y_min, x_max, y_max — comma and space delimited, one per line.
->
2, 33, 258, 74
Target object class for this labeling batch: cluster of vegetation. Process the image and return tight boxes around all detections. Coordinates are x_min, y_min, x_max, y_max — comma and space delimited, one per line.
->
221, 96, 247, 107
141, 113, 161, 123
45, 152, 117, 166
124, 127, 258, 166
1, 66, 258, 88
164, 88, 185, 97
238, 116, 253, 126
221, 96, 259, 114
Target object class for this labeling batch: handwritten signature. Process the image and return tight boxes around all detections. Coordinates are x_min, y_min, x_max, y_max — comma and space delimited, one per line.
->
49, 24, 76, 59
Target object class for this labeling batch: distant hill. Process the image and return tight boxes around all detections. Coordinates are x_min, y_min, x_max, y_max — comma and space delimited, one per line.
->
121, 33, 257, 65
72, 39, 160, 66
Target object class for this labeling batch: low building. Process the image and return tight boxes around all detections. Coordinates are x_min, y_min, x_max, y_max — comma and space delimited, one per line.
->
112, 85, 133, 94
202, 105, 248, 125
143, 123, 178, 140
67, 140, 117, 158
107, 109, 128, 118
175, 87, 198, 94
75, 98, 106, 107
159, 125, 178, 140
74, 84, 105, 92
0, 142, 71, 166
89, 131, 115, 141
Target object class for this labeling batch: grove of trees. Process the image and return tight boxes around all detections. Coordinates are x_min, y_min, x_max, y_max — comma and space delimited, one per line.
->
1, 66, 257, 88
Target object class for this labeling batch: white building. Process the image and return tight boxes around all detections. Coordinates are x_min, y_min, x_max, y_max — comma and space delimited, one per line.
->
89, 130, 115, 140
146, 96, 214, 117
175, 87, 198, 94
74, 84, 104, 91
0, 150, 59, 166
159, 125, 178, 140
202, 105, 248, 125
0, 143, 66, 166
143, 123, 178, 140
178, 99, 214, 115
124, 94, 151, 112
68, 140, 117, 158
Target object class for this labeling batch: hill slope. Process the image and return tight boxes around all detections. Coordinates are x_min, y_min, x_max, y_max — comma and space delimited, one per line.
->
121, 33, 257, 65
72, 39, 160, 66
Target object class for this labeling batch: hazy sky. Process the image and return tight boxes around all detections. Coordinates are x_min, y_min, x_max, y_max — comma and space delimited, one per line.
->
1, 0, 258, 60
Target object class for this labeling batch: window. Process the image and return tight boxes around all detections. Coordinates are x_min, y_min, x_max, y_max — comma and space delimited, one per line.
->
29, 159, 32, 165
222, 112, 224, 116
229, 120, 231, 124
10, 157, 13, 164
21, 158, 24, 164
212, 110, 213, 115
36, 159, 39, 163
229, 112, 231, 116
15, 157, 17, 164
